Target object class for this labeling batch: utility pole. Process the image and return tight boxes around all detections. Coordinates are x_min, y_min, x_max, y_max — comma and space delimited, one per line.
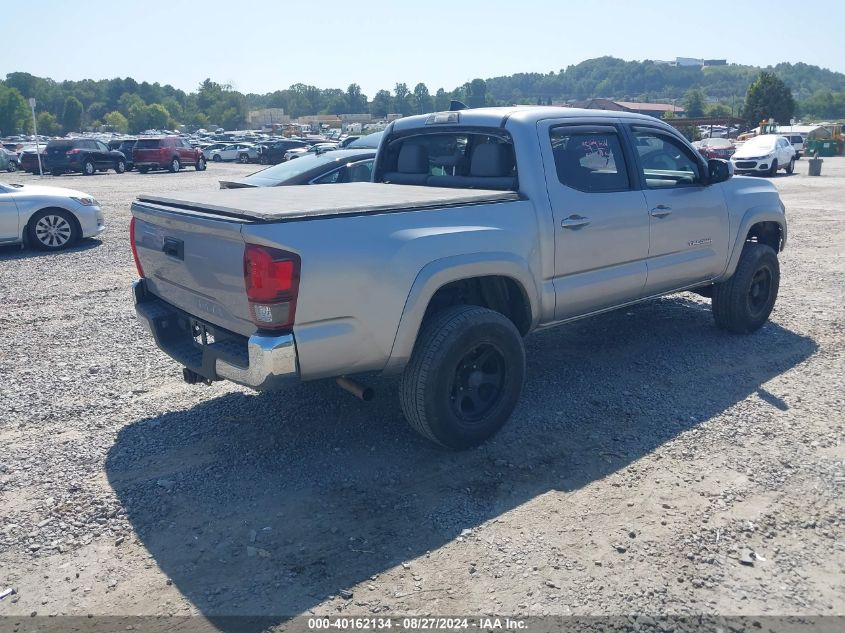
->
28, 98, 43, 177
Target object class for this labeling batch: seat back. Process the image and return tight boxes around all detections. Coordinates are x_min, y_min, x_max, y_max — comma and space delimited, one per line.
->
382, 144, 430, 185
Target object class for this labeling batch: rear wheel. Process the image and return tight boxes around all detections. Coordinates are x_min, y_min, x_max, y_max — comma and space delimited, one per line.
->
82, 159, 95, 176
399, 305, 526, 449
239, 153, 250, 164
712, 243, 779, 334
212, 154, 222, 162
138, 166, 149, 174
169, 157, 181, 173
51, 169, 62, 177
259, 154, 269, 165
785, 157, 795, 174
28, 209, 79, 251
7, 161, 17, 172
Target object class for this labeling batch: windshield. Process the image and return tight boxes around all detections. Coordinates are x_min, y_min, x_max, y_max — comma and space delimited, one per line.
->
135, 139, 162, 148
245, 152, 361, 181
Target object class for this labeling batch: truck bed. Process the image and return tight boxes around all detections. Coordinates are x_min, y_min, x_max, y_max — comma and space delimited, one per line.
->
135, 181, 519, 222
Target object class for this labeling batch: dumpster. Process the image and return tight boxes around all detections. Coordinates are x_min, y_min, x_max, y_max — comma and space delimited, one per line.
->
806, 139, 838, 157
808, 158, 823, 176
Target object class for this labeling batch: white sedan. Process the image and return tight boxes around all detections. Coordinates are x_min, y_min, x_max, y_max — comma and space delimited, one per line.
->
731, 134, 796, 177
0, 182, 106, 250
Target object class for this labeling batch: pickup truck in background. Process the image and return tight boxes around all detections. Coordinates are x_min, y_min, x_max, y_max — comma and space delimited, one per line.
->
131, 106, 787, 449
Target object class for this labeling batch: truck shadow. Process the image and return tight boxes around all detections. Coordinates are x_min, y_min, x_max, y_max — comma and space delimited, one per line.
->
105, 295, 816, 629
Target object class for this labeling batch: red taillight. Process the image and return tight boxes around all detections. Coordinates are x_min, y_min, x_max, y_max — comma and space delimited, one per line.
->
243, 244, 300, 330
67, 148, 82, 155
129, 217, 145, 278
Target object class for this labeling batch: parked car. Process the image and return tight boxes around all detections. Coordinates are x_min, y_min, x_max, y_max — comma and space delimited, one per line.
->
284, 142, 338, 161
218, 149, 376, 188
0, 181, 105, 250
730, 134, 796, 176
1, 148, 20, 172
255, 139, 309, 164
201, 142, 231, 160
346, 131, 384, 149
209, 143, 259, 163
130, 106, 786, 449
338, 135, 361, 148
19, 147, 47, 174
696, 137, 735, 160
133, 136, 207, 173
117, 139, 137, 170
46, 139, 127, 176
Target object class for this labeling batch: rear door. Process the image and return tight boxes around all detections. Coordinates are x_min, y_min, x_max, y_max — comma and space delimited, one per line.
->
94, 140, 111, 169
627, 124, 729, 294
537, 120, 650, 320
132, 202, 254, 336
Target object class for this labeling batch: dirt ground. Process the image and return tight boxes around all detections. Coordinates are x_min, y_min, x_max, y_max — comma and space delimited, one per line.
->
0, 158, 842, 630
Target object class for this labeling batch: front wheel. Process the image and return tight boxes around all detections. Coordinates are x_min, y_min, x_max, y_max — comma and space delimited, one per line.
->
768, 159, 778, 177
399, 305, 526, 449
82, 159, 95, 176
7, 162, 17, 172
712, 243, 780, 334
195, 157, 207, 171
138, 166, 149, 174
28, 209, 79, 251
169, 157, 181, 173
785, 158, 795, 174
115, 160, 126, 174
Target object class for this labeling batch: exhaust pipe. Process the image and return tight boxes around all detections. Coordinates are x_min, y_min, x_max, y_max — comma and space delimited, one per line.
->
336, 376, 374, 402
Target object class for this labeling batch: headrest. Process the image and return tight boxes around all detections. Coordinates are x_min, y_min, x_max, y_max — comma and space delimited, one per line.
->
471, 144, 514, 177
397, 144, 429, 174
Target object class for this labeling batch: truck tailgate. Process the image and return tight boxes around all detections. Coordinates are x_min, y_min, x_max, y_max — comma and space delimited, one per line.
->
132, 200, 254, 337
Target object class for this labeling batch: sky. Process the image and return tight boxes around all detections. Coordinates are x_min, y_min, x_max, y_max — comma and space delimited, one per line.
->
3, 0, 844, 97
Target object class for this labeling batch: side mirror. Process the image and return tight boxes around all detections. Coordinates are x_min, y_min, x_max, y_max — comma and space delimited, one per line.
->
708, 158, 732, 184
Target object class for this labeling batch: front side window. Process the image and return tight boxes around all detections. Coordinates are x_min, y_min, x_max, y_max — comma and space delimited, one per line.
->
96, 141, 109, 152
550, 128, 629, 192
633, 129, 702, 188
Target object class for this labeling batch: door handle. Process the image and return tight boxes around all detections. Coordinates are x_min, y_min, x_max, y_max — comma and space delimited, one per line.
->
650, 205, 672, 218
561, 215, 591, 229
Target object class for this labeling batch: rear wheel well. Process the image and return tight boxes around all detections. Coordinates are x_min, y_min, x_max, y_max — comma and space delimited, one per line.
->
423, 276, 532, 335
745, 221, 782, 252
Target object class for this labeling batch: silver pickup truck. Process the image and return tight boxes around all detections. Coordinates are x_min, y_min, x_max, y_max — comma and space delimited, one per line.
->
131, 106, 786, 449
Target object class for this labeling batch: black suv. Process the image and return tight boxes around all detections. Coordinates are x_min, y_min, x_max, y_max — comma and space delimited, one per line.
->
46, 139, 127, 176
117, 139, 137, 170
256, 139, 309, 164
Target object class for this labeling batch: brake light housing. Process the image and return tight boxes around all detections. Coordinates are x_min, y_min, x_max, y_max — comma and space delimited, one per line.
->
129, 217, 144, 277
244, 244, 300, 330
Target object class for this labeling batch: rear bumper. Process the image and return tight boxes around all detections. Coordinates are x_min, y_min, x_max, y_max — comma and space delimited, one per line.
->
132, 279, 299, 390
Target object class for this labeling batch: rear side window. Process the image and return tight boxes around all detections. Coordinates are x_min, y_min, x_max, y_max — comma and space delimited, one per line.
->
550, 128, 629, 192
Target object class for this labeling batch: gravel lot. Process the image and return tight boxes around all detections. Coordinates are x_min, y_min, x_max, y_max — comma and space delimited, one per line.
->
0, 159, 842, 627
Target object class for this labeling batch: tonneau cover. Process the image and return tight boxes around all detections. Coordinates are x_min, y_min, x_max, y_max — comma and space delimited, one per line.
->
135, 181, 519, 222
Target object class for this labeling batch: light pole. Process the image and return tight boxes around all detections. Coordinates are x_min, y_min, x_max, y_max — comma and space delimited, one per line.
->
28, 98, 43, 177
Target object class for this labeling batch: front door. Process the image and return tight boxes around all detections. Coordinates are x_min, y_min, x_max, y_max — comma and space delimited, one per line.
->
0, 189, 20, 242
538, 121, 650, 320
627, 125, 730, 294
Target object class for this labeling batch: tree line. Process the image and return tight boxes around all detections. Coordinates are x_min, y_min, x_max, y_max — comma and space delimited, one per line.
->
1, 57, 844, 136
